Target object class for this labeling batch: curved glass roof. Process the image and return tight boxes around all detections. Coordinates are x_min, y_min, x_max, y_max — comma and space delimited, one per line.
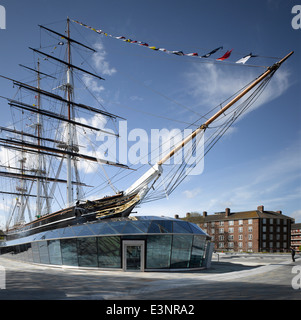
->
3, 216, 208, 247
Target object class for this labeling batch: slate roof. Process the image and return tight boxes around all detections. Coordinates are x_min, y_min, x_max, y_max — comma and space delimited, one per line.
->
182, 209, 294, 224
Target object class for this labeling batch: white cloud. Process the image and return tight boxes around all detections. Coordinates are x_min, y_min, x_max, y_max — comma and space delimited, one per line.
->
92, 41, 117, 76
182, 187, 201, 199
292, 210, 301, 223
82, 74, 105, 94
185, 63, 291, 120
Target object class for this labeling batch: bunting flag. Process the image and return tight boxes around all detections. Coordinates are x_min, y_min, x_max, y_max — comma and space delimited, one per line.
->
201, 46, 223, 58
236, 53, 257, 64
71, 19, 255, 65
216, 49, 233, 61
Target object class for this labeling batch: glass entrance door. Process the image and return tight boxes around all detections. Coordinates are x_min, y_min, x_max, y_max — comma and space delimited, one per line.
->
123, 241, 145, 271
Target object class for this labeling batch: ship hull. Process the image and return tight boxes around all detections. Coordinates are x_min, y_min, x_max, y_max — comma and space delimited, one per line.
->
5, 192, 140, 241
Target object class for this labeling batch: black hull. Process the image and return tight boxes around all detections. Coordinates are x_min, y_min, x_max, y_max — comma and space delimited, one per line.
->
5, 192, 140, 241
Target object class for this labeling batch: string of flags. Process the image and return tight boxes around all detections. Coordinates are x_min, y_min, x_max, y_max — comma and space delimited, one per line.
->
72, 19, 257, 65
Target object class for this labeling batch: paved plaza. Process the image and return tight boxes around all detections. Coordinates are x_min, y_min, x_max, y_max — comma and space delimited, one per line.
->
0, 253, 300, 300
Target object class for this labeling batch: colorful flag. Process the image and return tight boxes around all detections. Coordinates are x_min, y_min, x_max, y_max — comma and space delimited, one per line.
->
236, 53, 256, 64
216, 49, 233, 61
201, 46, 223, 58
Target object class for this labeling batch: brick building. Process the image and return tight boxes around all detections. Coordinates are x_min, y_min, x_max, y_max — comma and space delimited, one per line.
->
291, 223, 301, 253
181, 205, 294, 253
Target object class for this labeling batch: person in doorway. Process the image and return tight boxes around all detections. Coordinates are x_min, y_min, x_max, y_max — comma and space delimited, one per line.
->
291, 247, 296, 262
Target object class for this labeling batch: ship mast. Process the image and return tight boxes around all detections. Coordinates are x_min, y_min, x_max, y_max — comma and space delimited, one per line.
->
124, 51, 294, 197
66, 17, 74, 207
157, 51, 294, 166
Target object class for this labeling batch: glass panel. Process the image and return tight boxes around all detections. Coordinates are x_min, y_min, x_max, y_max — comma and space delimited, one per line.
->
146, 235, 172, 269
32, 242, 40, 263
61, 238, 78, 266
126, 245, 141, 270
190, 235, 206, 268
60, 227, 76, 238
39, 241, 50, 264
178, 221, 193, 233
147, 221, 161, 233
99, 223, 119, 235
98, 236, 121, 268
131, 221, 150, 233
173, 221, 192, 234
77, 237, 98, 267
189, 223, 206, 235
157, 221, 173, 233
170, 235, 193, 268
110, 221, 127, 233
122, 222, 144, 234
26, 243, 33, 263
48, 240, 62, 265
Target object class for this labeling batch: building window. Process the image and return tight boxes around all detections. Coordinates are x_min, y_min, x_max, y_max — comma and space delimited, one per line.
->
276, 226, 280, 233
270, 226, 273, 232
270, 218, 273, 224
239, 227, 243, 233
248, 234, 253, 240
238, 234, 243, 240
211, 228, 215, 234
263, 218, 266, 224
219, 235, 224, 241
283, 227, 287, 233
269, 234, 273, 241
228, 242, 234, 248
229, 220, 234, 226
229, 227, 234, 233
98, 236, 121, 268
248, 219, 253, 225
238, 242, 243, 248
219, 228, 224, 234
147, 235, 172, 269
204, 223, 207, 227
211, 221, 215, 226
262, 242, 266, 248
262, 226, 266, 232
228, 235, 234, 241
262, 234, 266, 240
219, 221, 224, 226
219, 242, 224, 248
248, 242, 252, 248
248, 226, 253, 232
170, 235, 193, 268
277, 219, 280, 225
239, 220, 243, 225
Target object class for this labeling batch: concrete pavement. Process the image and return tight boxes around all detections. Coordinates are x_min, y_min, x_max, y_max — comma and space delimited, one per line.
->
0, 254, 300, 300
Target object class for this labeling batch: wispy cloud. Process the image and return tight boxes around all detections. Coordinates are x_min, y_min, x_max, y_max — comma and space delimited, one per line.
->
185, 63, 291, 119
92, 40, 117, 76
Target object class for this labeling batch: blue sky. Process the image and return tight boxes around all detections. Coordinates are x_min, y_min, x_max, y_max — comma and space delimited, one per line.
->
0, 0, 300, 226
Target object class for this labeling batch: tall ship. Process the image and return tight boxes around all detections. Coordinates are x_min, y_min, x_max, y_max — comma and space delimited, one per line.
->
0, 18, 293, 244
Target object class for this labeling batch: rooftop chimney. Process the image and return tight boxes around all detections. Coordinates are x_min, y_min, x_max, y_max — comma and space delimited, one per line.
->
257, 205, 264, 213
186, 212, 191, 218
174, 214, 179, 219
276, 211, 282, 215
203, 211, 207, 217
225, 208, 231, 217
